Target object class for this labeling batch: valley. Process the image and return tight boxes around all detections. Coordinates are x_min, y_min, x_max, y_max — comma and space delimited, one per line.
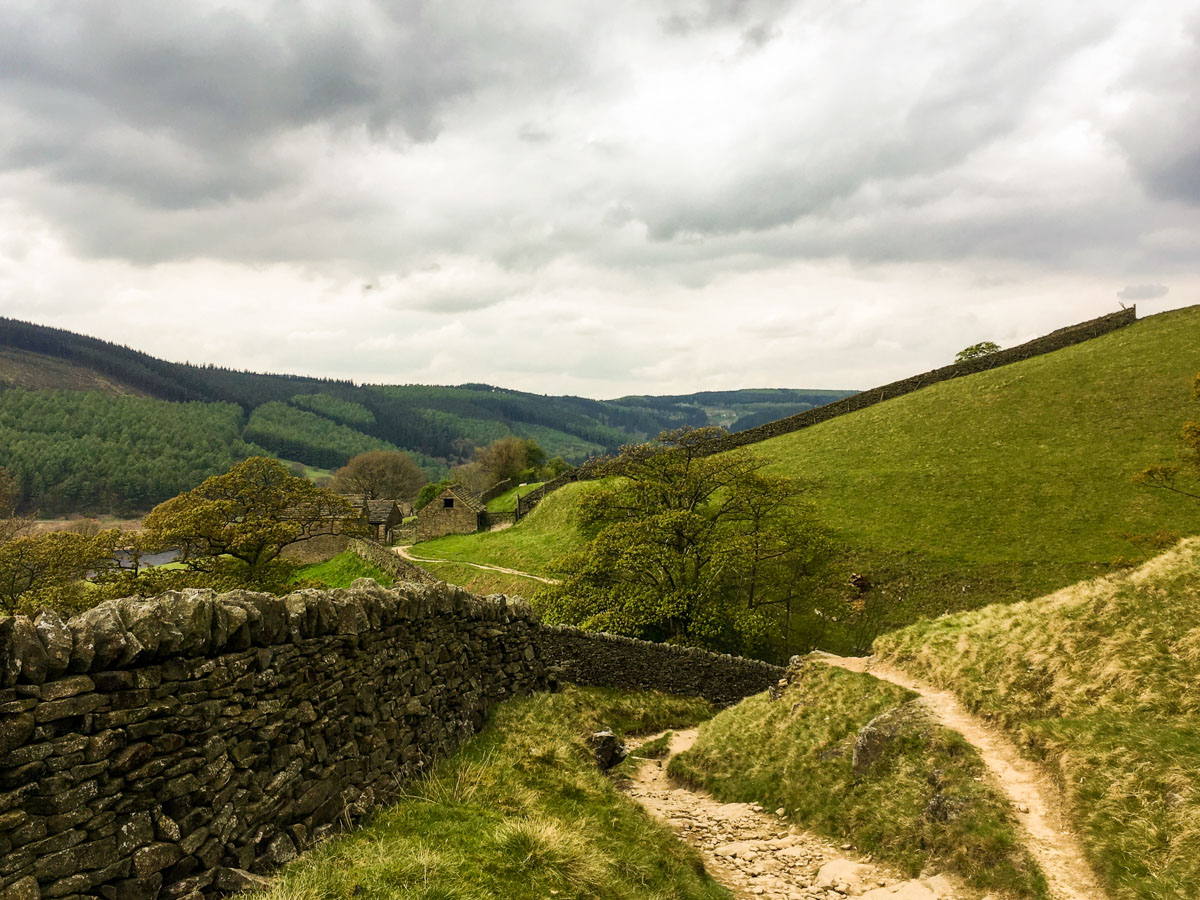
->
1, 304, 1197, 900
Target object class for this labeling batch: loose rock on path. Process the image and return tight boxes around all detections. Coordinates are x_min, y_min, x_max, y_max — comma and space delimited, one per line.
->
625, 729, 980, 900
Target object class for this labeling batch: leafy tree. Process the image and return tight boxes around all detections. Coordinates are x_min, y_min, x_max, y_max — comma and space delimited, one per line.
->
142, 457, 362, 580
539, 427, 831, 658
542, 456, 571, 479
476, 436, 547, 487
330, 450, 427, 500
0, 467, 31, 546
955, 341, 1001, 363
1135, 372, 1200, 503
415, 479, 453, 511
0, 528, 122, 615
448, 461, 491, 494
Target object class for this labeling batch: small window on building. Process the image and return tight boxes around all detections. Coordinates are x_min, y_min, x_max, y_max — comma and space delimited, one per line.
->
443, 497, 455, 508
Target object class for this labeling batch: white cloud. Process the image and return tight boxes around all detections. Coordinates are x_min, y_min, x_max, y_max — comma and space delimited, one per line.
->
0, 0, 1197, 398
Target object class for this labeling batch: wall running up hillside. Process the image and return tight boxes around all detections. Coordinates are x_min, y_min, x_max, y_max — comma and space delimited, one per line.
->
514, 307, 1137, 518
0, 585, 779, 899
704, 306, 1137, 453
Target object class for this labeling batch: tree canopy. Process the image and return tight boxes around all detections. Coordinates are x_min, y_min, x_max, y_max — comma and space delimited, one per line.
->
954, 341, 1001, 363
451, 436, 549, 493
539, 427, 831, 659
330, 450, 427, 500
143, 457, 362, 576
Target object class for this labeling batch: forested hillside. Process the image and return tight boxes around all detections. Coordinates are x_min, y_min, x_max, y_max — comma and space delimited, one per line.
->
0, 390, 263, 513
0, 318, 852, 514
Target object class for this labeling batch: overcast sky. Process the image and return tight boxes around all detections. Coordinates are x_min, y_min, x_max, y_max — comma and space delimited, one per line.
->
0, 0, 1196, 398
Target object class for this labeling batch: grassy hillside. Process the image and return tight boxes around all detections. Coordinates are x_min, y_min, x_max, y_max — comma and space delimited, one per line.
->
485, 481, 545, 513
875, 538, 1200, 900
761, 306, 1200, 564
243, 686, 722, 900
419, 306, 1200, 647
746, 305, 1200, 634
670, 660, 1047, 899
0, 347, 147, 394
415, 481, 599, 575
292, 551, 395, 589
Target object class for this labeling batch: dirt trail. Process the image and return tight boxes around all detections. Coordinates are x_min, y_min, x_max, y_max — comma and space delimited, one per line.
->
392, 545, 560, 584
813, 653, 1107, 900
627, 729, 975, 900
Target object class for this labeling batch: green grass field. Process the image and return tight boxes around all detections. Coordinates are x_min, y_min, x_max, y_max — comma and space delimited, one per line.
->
485, 482, 545, 513
875, 538, 1200, 900
670, 660, 1047, 899
409, 560, 545, 597
241, 687, 722, 900
292, 551, 394, 589
758, 306, 1199, 567
414, 481, 598, 574
411, 306, 1200, 647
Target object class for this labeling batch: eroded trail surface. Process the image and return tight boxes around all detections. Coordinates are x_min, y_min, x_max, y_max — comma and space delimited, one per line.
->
814, 654, 1107, 900
626, 729, 973, 900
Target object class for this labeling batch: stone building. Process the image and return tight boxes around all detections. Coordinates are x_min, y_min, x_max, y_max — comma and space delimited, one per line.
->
416, 484, 486, 541
364, 499, 404, 543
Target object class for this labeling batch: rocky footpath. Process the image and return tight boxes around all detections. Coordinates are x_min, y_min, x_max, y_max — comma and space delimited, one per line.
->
626, 729, 991, 900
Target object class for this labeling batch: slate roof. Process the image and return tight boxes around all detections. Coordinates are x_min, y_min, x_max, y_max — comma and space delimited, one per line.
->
442, 484, 484, 513
365, 499, 400, 524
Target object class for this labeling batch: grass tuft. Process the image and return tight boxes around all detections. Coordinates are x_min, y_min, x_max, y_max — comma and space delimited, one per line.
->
292, 550, 394, 589
240, 687, 723, 900
669, 660, 1048, 899
875, 537, 1200, 900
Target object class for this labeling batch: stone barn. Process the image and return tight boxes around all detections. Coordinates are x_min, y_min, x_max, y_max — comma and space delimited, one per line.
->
416, 484, 486, 541
365, 499, 404, 543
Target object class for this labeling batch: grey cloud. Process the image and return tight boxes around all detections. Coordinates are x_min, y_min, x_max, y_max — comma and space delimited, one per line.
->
0, 0, 1197, 297
639, 7, 1118, 242
0, 1, 580, 212
660, 0, 796, 35
1117, 284, 1169, 301
1110, 15, 1200, 206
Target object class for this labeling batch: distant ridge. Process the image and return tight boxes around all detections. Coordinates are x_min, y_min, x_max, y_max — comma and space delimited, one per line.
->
0, 318, 854, 513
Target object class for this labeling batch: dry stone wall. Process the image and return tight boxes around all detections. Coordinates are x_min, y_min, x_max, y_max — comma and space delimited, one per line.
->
515, 308, 1138, 519
0, 582, 549, 900
346, 538, 435, 584
0, 582, 785, 899
538, 625, 783, 706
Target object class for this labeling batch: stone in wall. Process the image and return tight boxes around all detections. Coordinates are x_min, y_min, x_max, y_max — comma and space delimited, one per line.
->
0, 581, 548, 899
538, 625, 784, 706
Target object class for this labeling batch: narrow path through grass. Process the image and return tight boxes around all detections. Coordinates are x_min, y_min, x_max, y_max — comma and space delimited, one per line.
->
239, 687, 724, 900
814, 653, 1106, 900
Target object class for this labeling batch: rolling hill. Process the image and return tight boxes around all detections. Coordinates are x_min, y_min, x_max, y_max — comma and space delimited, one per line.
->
412, 305, 1200, 648
0, 318, 852, 514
